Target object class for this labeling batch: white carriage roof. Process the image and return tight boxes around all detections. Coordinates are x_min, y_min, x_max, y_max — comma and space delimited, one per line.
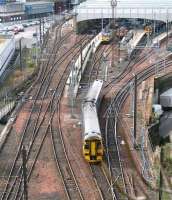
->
161, 88, 172, 97
76, 0, 172, 22
85, 79, 103, 103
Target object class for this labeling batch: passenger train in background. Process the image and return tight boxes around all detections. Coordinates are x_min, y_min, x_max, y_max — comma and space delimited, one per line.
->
0, 34, 15, 80
99, 25, 128, 43
100, 29, 112, 43
82, 80, 104, 163
160, 88, 172, 109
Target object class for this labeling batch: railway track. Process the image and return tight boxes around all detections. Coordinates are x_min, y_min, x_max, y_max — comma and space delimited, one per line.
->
0, 23, 65, 200
0, 22, 61, 199
96, 36, 172, 199
78, 43, 112, 100
103, 50, 171, 98
76, 44, 116, 199
79, 34, 145, 95
51, 102, 84, 200
78, 38, 151, 199
80, 34, 172, 200
77, 41, 132, 199
87, 44, 118, 200
90, 164, 113, 200
103, 32, 172, 96
86, 42, 128, 200
78, 44, 110, 89
88, 44, 111, 83
76, 35, 172, 199
103, 59, 172, 199
105, 111, 128, 200
1, 27, 170, 199
16, 45, 86, 199
0, 22, 92, 199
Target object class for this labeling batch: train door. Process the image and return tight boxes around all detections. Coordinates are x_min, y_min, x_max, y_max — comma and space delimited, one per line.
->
90, 141, 96, 161
90, 140, 103, 162
83, 140, 103, 162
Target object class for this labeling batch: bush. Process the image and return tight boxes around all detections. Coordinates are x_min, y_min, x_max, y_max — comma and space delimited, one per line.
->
28, 62, 34, 68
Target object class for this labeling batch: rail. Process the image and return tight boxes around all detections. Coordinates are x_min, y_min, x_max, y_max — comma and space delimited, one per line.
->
104, 59, 172, 195
0, 23, 91, 200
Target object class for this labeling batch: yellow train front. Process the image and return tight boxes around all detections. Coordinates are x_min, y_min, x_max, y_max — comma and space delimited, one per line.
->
82, 80, 104, 163
83, 136, 103, 163
100, 30, 112, 43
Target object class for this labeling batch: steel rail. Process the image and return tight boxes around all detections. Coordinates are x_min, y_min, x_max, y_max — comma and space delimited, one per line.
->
29, 23, 72, 94
105, 115, 123, 200
14, 42, 87, 198
1, 28, 88, 200
88, 45, 112, 83
90, 164, 112, 200
0, 25, 62, 200
77, 43, 115, 199
104, 58, 171, 117
50, 101, 84, 200
103, 60, 172, 199
13, 38, 90, 200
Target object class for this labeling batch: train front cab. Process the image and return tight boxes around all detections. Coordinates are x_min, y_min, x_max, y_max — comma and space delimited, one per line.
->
83, 139, 103, 163
101, 34, 111, 43
101, 35, 110, 42
100, 31, 112, 43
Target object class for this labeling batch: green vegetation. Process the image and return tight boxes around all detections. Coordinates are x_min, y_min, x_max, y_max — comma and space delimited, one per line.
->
163, 144, 172, 176
161, 144, 172, 200
162, 191, 171, 200
0, 45, 40, 102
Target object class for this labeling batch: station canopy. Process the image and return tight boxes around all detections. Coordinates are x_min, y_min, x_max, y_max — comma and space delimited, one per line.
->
75, 0, 172, 22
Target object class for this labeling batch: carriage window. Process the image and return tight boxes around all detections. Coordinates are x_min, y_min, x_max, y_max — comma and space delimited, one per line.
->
96, 142, 101, 148
84, 144, 89, 149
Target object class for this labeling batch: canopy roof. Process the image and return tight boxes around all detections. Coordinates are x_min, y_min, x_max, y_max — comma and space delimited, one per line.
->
76, 0, 172, 22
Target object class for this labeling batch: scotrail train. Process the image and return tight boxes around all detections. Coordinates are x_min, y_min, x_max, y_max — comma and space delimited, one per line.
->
100, 29, 112, 43
82, 79, 104, 163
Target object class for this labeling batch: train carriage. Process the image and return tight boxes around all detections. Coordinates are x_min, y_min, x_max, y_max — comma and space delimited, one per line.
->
84, 79, 103, 104
82, 102, 103, 162
82, 80, 104, 163
160, 88, 172, 108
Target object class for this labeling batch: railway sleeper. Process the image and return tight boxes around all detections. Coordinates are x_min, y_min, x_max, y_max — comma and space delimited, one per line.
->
111, 168, 121, 176
110, 163, 121, 170
108, 141, 117, 146
66, 180, 78, 192
63, 166, 72, 180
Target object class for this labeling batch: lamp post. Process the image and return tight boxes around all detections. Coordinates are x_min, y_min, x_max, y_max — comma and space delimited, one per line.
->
111, 0, 117, 68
